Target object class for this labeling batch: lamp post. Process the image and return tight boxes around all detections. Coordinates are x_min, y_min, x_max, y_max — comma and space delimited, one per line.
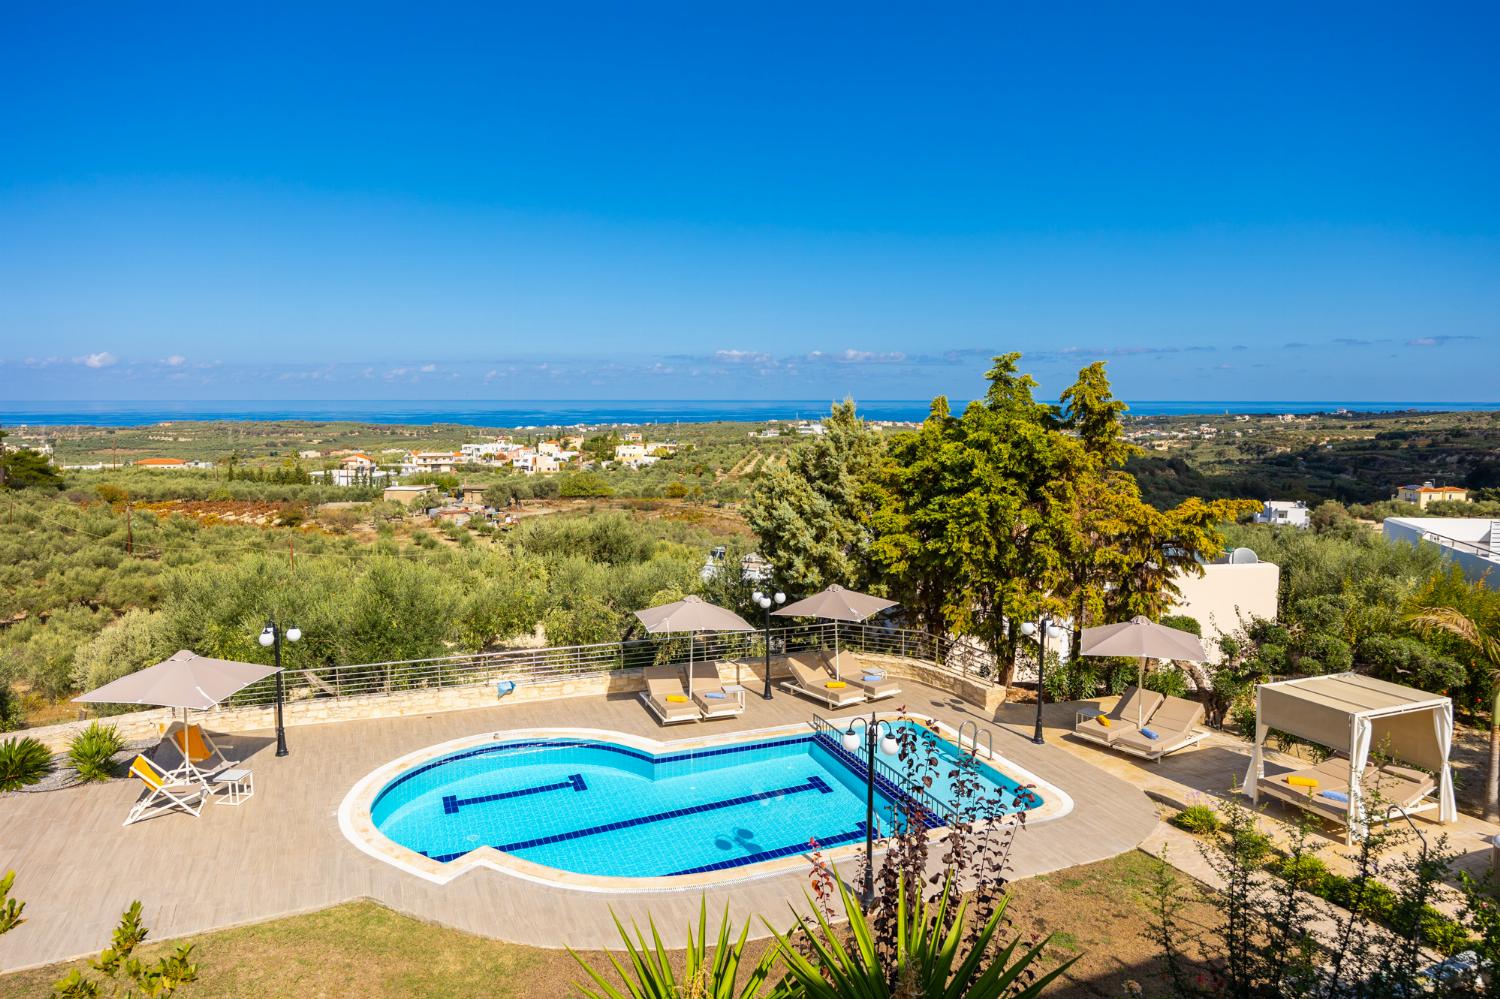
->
258, 618, 301, 757
751, 589, 785, 700
842, 713, 900, 910
1019, 617, 1066, 746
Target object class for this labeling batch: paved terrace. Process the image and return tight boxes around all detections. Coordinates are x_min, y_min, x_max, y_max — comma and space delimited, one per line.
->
0, 675, 1158, 971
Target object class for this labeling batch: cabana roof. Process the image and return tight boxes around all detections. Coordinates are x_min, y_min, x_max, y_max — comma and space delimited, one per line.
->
1245, 671, 1457, 839
1259, 673, 1448, 738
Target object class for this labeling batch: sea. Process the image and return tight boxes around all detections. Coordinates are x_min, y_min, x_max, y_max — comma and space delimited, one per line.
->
0, 399, 1494, 428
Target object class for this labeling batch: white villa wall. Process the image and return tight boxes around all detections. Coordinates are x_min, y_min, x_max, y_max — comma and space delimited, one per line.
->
1168, 561, 1281, 661
1384, 517, 1500, 589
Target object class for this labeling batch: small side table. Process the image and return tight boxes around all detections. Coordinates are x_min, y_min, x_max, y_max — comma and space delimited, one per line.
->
722, 684, 746, 709
213, 768, 254, 805
1074, 707, 1105, 732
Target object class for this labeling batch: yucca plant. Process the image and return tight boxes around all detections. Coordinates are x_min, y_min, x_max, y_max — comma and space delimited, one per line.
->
0, 736, 53, 792
569, 898, 776, 998
766, 875, 1074, 999
68, 722, 126, 783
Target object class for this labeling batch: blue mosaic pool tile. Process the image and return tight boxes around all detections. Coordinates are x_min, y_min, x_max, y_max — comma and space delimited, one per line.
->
428, 773, 834, 863
442, 772, 587, 815
666, 822, 869, 876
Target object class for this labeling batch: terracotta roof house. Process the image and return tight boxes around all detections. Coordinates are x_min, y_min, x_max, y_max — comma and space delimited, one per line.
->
135, 458, 188, 469
1394, 481, 1469, 508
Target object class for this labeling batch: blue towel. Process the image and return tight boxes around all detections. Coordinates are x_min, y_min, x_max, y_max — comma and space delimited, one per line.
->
1319, 790, 1350, 803
1140, 727, 1159, 740
862, 674, 883, 682
703, 691, 727, 699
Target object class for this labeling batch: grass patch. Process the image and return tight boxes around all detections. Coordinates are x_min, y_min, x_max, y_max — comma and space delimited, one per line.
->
0, 901, 579, 999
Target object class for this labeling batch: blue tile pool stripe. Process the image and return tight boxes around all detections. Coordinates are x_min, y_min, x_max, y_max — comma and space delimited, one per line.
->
429, 774, 834, 863
665, 822, 869, 876
372, 734, 817, 811
441, 772, 587, 815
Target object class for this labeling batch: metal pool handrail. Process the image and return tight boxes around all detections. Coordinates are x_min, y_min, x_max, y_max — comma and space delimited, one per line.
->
808, 715, 956, 827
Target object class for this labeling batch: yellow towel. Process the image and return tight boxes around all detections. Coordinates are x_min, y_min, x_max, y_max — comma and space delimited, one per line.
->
825, 681, 847, 689
665, 694, 688, 703
1287, 775, 1319, 789
1096, 716, 1111, 728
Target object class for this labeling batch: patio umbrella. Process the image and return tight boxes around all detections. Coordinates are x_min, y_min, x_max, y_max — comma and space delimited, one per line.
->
634, 596, 754, 698
773, 584, 898, 679
74, 649, 282, 724
1078, 616, 1207, 726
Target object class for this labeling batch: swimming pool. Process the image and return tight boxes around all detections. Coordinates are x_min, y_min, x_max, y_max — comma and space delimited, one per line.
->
342, 718, 1069, 888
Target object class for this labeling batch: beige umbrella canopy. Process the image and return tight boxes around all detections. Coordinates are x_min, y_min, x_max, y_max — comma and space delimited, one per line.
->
773, 584, 898, 679
74, 649, 282, 723
634, 596, 754, 698
1079, 615, 1207, 726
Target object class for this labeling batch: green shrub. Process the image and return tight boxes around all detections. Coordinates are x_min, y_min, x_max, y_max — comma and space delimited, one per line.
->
0, 685, 23, 732
1142, 664, 1190, 698
1228, 700, 1258, 735
0, 736, 54, 791
1170, 804, 1222, 835
1273, 852, 1329, 890
68, 722, 126, 783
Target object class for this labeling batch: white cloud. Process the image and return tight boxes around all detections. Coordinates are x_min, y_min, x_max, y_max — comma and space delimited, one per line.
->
714, 349, 773, 364
419, 363, 437, 373
77, 351, 117, 369
162, 354, 187, 367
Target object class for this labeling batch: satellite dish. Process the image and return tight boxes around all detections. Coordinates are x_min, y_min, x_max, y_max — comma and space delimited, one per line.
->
1229, 547, 1259, 564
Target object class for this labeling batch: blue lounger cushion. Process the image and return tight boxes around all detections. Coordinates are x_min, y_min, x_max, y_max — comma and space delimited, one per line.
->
862, 674, 883, 682
1140, 727, 1159, 740
702, 691, 727, 699
1319, 790, 1350, 803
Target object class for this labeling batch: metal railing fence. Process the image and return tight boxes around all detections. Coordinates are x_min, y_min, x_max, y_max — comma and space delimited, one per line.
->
223, 619, 1001, 709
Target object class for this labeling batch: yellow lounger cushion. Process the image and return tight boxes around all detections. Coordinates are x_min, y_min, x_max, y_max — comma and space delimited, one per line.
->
825, 681, 847, 689
1096, 716, 1111, 727
665, 694, 689, 703
1286, 775, 1319, 788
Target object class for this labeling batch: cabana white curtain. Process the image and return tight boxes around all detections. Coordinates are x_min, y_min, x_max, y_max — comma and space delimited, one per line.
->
1244, 672, 1457, 836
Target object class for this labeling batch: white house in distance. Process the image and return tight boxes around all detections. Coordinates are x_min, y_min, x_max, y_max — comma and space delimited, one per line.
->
1252, 500, 1310, 528
400, 450, 460, 474
1384, 516, 1500, 590
1394, 481, 1469, 508
135, 457, 214, 470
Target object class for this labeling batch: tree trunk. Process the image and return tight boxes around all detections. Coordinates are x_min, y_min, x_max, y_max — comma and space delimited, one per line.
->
1488, 689, 1500, 822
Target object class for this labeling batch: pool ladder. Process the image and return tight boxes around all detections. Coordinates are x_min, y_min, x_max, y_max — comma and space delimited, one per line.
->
957, 721, 993, 760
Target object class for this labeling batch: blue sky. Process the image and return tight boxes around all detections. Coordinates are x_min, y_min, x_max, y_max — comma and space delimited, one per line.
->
1, 3, 1496, 403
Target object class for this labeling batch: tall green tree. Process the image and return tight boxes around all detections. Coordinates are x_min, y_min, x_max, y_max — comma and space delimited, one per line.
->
744, 400, 885, 593
872, 355, 1075, 684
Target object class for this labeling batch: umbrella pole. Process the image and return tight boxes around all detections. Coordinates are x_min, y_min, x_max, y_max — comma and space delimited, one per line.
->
1138, 657, 1146, 728
688, 632, 694, 700
834, 623, 841, 681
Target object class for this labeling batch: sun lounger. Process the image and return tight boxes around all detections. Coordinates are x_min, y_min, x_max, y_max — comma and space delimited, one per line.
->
124, 755, 208, 826
1110, 694, 1207, 761
639, 666, 703, 725
689, 662, 745, 719
1256, 754, 1439, 826
160, 721, 238, 781
822, 651, 901, 701
780, 654, 867, 708
1072, 686, 1164, 747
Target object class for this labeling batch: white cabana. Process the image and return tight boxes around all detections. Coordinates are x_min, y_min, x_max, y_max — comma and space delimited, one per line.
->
1243, 672, 1456, 842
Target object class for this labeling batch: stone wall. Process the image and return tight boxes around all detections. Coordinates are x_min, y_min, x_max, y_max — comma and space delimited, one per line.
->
21, 654, 993, 752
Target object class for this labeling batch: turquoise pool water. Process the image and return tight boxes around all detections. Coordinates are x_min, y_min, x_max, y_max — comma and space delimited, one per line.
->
370, 722, 1042, 879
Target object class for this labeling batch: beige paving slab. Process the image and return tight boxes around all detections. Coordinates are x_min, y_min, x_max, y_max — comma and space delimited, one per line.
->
0, 677, 1157, 971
